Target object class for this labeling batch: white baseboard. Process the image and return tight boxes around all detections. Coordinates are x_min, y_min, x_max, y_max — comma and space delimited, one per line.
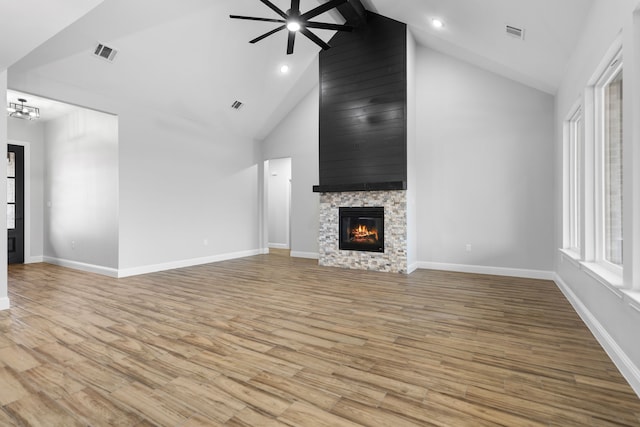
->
26, 256, 44, 264
554, 274, 640, 398
259, 248, 270, 255
407, 262, 419, 274
416, 261, 554, 280
117, 249, 263, 278
0, 297, 10, 311
290, 251, 319, 260
268, 243, 290, 249
44, 257, 119, 278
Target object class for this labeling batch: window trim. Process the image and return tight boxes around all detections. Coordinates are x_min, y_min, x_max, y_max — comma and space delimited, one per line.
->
593, 49, 623, 277
563, 105, 583, 255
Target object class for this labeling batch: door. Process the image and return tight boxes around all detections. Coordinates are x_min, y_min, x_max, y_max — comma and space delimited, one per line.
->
7, 145, 24, 264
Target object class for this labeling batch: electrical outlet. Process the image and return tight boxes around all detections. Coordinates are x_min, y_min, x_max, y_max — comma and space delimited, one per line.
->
465, 244, 472, 252
203, 238, 209, 246
71, 240, 76, 249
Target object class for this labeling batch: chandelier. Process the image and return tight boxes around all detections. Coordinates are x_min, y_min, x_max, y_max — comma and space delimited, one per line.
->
7, 98, 40, 120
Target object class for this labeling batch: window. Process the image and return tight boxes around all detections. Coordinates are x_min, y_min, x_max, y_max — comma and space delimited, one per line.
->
565, 108, 582, 254
596, 55, 623, 270
561, 42, 625, 288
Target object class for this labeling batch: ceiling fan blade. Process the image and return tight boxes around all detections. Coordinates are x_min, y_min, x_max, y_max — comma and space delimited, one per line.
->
230, 15, 285, 24
291, 0, 300, 13
259, 0, 288, 19
301, 0, 347, 20
300, 27, 331, 50
287, 31, 296, 55
250, 25, 286, 44
304, 21, 353, 31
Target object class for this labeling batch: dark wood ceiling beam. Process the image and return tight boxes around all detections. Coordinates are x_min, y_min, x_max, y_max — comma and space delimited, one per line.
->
334, 0, 367, 28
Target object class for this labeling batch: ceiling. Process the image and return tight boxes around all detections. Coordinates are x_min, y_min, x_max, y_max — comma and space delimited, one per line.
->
0, 0, 104, 71
367, 0, 594, 94
4, 0, 595, 139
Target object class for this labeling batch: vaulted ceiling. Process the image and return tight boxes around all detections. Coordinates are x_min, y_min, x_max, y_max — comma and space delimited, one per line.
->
0, 0, 104, 71
4, 0, 594, 139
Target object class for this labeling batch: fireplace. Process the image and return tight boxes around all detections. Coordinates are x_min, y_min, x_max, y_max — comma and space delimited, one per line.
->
320, 192, 405, 273
339, 207, 384, 252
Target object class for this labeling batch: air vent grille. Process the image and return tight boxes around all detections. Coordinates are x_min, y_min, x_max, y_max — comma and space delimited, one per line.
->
93, 43, 118, 62
231, 100, 244, 110
505, 25, 525, 40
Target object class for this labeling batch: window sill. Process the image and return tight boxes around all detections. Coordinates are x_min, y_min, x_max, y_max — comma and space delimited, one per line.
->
580, 261, 624, 299
559, 248, 581, 268
558, 250, 640, 312
624, 291, 640, 312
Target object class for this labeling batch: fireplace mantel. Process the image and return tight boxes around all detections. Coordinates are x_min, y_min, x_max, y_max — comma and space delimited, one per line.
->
313, 181, 406, 193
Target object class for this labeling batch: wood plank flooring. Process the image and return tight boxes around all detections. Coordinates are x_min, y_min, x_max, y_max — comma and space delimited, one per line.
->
0, 254, 639, 426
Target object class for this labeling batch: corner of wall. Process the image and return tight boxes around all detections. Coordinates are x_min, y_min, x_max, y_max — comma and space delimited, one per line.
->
406, 26, 418, 267
554, 273, 640, 397
0, 70, 8, 308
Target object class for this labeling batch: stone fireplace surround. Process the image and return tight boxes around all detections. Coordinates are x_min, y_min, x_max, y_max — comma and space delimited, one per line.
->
319, 190, 408, 273
314, 12, 409, 274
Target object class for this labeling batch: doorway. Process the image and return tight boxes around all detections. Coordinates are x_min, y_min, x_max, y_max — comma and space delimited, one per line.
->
7, 144, 24, 264
266, 158, 292, 253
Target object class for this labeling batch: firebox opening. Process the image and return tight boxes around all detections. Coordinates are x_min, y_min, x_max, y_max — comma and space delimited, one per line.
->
339, 207, 384, 253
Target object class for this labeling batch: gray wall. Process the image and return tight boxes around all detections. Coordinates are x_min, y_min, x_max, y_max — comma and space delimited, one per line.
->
554, 0, 640, 394
0, 70, 7, 309
263, 46, 555, 272
44, 109, 119, 269
116, 108, 260, 271
406, 29, 418, 270
415, 47, 555, 272
262, 87, 320, 258
8, 119, 45, 262
267, 157, 291, 249
10, 68, 261, 276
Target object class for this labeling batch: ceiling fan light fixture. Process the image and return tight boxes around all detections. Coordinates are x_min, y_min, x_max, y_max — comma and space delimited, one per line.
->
286, 20, 301, 32
230, 0, 352, 55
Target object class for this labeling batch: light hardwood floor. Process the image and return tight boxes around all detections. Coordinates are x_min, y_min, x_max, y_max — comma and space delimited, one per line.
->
0, 254, 639, 426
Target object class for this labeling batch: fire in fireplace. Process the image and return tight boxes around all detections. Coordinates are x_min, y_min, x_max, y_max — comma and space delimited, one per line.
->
339, 207, 384, 252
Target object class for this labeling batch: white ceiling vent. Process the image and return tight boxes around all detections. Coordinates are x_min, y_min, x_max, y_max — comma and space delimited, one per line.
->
231, 100, 244, 110
93, 43, 118, 63
505, 25, 525, 40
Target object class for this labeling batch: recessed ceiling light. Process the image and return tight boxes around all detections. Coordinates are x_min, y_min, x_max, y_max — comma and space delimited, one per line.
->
280, 64, 290, 74
432, 18, 444, 29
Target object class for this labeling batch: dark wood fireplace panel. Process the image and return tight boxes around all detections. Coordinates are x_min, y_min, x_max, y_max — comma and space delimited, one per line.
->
313, 12, 407, 193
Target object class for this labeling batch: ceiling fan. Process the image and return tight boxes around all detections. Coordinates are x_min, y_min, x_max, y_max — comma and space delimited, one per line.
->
231, 0, 353, 55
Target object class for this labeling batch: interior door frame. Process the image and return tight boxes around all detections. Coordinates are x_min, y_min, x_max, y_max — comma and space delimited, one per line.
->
264, 157, 293, 252
8, 140, 32, 264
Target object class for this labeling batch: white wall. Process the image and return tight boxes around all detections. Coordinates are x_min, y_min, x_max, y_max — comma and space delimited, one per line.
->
261, 86, 320, 258
261, 47, 556, 273
267, 157, 291, 249
8, 119, 45, 262
554, 0, 640, 395
116, 109, 260, 273
44, 109, 119, 270
406, 29, 417, 272
415, 47, 555, 274
0, 70, 8, 310
10, 63, 262, 277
